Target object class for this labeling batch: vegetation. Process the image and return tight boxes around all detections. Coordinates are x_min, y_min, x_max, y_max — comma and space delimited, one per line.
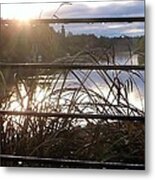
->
0, 52, 144, 167
0, 22, 145, 168
0, 22, 144, 63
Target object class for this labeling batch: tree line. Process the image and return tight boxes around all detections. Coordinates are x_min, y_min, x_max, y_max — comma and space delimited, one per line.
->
0, 22, 144, 63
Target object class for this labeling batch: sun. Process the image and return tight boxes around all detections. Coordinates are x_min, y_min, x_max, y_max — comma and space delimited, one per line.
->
2, 4, 40, 21
1, 3, 60, 21
12, 8, 33, 21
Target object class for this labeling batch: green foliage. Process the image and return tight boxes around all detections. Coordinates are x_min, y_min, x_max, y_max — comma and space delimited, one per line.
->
0, 22, 144, 63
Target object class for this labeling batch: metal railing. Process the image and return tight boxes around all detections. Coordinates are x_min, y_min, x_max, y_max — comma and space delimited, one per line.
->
0, 1, 145, 169
0, 154, 145, 170
1, 17, 144, 24
0, 62, 145, 70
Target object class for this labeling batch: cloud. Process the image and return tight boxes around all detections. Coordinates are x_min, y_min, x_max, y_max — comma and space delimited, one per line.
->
53, 22, 144, 37
2, 0, 144, 37
52, 1, 144, 18
50, 1, 144, 37
94, 1, 144, 17
1, 1, 144, 19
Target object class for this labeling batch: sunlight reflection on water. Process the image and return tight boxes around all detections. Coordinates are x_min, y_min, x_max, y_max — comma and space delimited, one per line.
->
3, 53, 144, 124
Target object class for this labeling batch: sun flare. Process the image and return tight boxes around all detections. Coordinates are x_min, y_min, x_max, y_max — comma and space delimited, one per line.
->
1, 3, 60, 20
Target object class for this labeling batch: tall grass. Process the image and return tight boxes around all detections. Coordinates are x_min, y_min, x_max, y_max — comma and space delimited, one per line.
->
0, 48, 144, 167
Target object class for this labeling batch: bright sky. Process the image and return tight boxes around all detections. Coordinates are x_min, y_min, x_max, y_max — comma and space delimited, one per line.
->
0, 0, 111, 20
0, 1, 63, 20
0, 0, 144, 37
0, 0, 144, 19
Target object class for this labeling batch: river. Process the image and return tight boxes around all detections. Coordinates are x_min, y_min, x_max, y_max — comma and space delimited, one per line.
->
1, 52, 144, 122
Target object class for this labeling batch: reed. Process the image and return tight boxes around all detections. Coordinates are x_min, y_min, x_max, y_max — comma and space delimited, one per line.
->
0, 48, 144, 167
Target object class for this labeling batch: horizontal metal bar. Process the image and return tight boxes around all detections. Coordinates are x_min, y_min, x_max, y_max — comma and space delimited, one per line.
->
0, 63, 145, 71
0, 0, 144, 5
1, 17, 145, 24
0, 110, 145, 122
0, 154, 145, 170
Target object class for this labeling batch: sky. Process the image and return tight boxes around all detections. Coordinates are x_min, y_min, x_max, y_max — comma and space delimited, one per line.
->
0, 0, 145, 37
